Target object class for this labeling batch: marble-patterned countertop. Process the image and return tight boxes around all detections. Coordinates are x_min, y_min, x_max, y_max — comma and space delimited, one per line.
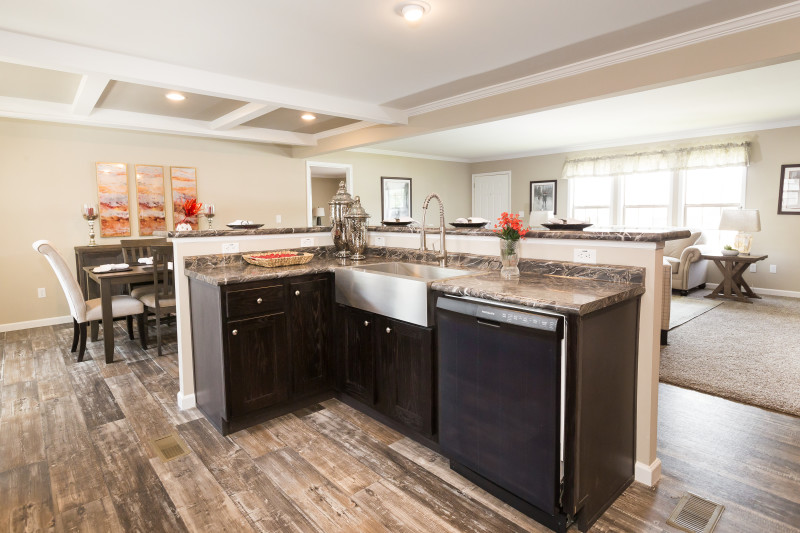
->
184, 248, 644, 316
162, 224, 689, 242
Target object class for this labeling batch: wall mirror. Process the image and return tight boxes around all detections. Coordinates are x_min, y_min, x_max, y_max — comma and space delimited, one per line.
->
306, 162, 353, 226
381, 177, 412, 221
778, 163, 800, 214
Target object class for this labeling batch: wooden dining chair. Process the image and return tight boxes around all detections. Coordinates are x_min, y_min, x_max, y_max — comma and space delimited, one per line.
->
120, 237, 167, 298
33, 240, 146, 362
137, 243, 176, 356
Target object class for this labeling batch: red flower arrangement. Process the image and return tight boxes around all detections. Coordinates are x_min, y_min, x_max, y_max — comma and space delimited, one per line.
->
179, 198, 203, 224
493, 212, 529, 241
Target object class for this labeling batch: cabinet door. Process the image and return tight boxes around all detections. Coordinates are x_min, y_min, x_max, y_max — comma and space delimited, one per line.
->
338, 306, 376, 405
288, 277, 331, 397
379, 317, 435, 437
227, 313, 289, 415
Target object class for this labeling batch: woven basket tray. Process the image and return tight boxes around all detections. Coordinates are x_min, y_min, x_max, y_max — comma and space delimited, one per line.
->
243, 251, 314, 268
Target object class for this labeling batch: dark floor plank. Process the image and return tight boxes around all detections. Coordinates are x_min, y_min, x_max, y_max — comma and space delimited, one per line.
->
54, 496, 122, 533
303, 408, 529, 533
90, 418, 188, 532
0, 461, 55, 532
40, 395, 109, 513
67, 362, 125, 430
178, 417, 319, 533
255, 447, 390, 533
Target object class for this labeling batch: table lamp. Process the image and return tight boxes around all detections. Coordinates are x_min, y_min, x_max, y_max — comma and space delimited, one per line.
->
315, 207, 325, 226
719, 208, 760, 254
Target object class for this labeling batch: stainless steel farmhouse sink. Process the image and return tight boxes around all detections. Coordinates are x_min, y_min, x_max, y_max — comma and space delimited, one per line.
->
335, 262, 477, 327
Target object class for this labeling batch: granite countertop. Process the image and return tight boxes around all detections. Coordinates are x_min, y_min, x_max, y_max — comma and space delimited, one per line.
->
162, 225, 689, 242
184, 248, 645, 316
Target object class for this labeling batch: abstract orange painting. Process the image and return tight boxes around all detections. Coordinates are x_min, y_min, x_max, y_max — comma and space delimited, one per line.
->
135, 165, 167, 236
171, 166, 198, 229
96, 162, 131, 237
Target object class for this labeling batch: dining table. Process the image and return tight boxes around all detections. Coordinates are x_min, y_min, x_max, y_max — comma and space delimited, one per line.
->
83, 264, 163, 363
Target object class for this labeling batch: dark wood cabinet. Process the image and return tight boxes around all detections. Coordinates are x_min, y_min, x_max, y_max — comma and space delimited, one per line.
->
288, 277, 331, 397
337, 305, 435, 439
227, 313, 289, 415
378, 317, 435, 437
337, 305, 376, 406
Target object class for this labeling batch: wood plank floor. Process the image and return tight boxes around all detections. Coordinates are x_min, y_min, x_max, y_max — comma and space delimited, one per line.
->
1, 322, 798, 532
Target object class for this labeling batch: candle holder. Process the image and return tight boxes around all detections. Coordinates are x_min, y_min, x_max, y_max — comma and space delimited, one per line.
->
203, 203, 216, 229
82, 203, 99, 246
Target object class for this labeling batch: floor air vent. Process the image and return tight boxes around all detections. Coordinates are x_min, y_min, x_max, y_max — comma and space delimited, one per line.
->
151, 433, 191, 462
667, 492, 725, 533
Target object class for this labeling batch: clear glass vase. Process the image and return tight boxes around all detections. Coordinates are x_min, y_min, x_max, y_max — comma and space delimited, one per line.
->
499, 239, 520, 279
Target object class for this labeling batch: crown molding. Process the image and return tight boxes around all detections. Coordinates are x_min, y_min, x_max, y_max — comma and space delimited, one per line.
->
406, 2, 800, 117
348, 147, 471, 163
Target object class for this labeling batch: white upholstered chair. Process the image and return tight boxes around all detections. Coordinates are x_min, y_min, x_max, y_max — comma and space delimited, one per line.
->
32, 240, 145, 362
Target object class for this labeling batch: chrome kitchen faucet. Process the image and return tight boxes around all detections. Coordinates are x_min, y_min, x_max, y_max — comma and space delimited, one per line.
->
420, 193, 447, 267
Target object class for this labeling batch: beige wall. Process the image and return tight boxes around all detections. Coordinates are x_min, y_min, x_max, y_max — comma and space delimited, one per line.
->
0, 118, 471, 327
472, 126, 800, 293
309, 177, 341, 225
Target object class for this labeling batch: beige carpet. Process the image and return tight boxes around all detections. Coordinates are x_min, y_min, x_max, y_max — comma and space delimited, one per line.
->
660, 291, 800, 417
669, 295, 722, 330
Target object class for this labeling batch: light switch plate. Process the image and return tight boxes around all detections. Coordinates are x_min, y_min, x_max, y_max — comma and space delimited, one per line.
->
37, 287, 46, 298
222, 242, 239, 254
300, 237, 314, 247
275, 214, 282, 224
574, 248, 596, 264
769, 264, 777, 273
750, 264, 757, 273
374, 236, 386, 247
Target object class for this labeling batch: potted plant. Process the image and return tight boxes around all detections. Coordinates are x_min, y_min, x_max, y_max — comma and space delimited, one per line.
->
722, 244, 739, 256
494, 212, 529, 279
176, 198, 203, 231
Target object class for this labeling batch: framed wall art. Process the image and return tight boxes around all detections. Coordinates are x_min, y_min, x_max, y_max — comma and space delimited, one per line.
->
135, 165, 167, 235
170, 166, 198, 229
96, 162, 131, 237
530, 180, 557, 215
381, 176, 412, 221
778, 163, 800, 214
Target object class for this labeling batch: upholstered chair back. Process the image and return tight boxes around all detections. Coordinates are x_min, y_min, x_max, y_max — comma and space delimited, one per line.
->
32, 240, 87, 322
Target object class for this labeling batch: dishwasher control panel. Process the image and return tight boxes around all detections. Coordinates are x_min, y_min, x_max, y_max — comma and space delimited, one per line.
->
477, 306, 559, 331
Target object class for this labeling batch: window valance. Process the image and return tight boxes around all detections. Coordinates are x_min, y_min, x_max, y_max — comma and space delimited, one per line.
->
562, 142, 750, 179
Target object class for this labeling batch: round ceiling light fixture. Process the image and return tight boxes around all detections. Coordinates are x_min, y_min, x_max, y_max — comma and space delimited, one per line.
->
301, 113, 316, 121
396, 1, 430, 22
166, 92, 186, 101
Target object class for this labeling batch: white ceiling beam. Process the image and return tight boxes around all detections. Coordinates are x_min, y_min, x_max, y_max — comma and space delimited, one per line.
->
314, 121, 376, 140
0, 96, 316, 146
209, 103, 279, 131
71, 74, 110, 116
0, 30, 407, 126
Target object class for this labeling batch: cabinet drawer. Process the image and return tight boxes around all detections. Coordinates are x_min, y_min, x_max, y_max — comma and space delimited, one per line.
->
225, 284, 284, 318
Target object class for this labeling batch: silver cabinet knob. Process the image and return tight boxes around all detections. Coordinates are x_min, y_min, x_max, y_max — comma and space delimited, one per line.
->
256, 297, 263, 304
364, 320, 370, 326
232, 329, 238, 336
295, 290, 300, 296
385, 327, 392, 334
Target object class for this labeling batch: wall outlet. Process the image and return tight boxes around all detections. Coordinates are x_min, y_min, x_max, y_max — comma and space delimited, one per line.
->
750, 264, 757, 273
518, 210, 525, 218
300, 237, 314, 247
37, 287, 46, 298
222, 242, 239, 254
374, 236, 386, 247
275, 214, 282, 224
574, 248, 596, 264
769, 264, 777, 274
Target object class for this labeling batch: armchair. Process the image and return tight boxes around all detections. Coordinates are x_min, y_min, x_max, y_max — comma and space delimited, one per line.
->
662, 231, 709, 295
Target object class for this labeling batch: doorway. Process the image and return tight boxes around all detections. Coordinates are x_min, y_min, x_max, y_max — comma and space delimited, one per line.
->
472, 171, 510, 223
306, 162, 353, 226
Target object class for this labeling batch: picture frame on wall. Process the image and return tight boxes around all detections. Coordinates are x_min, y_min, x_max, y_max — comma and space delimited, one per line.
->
381, 177, 412, 221
778, 163, 800, 214
170, 166, 198, 229
135, 164, 167, 235
96, 162, 131, 237
530, 180, 557, 215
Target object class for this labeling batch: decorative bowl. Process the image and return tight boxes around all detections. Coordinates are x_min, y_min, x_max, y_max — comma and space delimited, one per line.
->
721, 249, 739, 256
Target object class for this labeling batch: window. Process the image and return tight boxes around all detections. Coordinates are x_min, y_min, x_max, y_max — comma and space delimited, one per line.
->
568, 166, 746, 233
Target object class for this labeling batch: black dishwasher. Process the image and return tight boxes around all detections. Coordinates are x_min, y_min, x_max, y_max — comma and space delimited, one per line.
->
436, 296, 567, 530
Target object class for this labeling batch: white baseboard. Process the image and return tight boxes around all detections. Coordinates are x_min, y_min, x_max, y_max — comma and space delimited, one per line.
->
0, 315, 72, 333
177, 391, 196, 410
705, 283, 800, 299
634, 458, 662, 487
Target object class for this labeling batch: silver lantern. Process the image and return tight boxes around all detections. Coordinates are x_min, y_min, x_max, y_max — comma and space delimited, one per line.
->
328, 181, 354, 258
344, 196, 370, 261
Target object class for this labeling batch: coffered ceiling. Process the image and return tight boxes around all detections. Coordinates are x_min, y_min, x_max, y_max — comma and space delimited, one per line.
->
1, 0, 799, 158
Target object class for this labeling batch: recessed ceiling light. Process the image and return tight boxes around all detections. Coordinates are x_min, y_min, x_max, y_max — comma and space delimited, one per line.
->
301, 113, 316, 121
166, 92, 186, 101
396, 1, 430, 22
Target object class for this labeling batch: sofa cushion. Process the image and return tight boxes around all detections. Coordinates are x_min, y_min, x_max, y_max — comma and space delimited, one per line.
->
663, 231, 701, 259
664, 256, 681, 274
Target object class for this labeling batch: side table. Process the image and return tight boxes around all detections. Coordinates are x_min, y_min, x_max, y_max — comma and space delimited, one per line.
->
700, 253, 767, 303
